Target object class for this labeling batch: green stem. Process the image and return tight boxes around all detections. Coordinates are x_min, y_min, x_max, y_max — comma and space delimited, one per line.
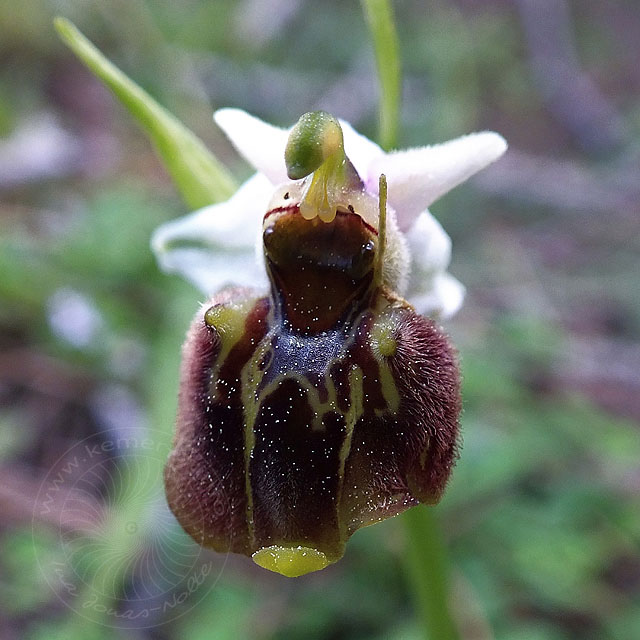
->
403, 506, 460, 640
361, 2, 459, 636
361, 0, 401, 150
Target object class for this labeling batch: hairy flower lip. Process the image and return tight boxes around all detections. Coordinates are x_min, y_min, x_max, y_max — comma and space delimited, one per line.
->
165, 283, 463, 575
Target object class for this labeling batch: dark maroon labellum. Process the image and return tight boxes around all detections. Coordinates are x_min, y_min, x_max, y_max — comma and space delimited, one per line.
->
165, 196, 461, 577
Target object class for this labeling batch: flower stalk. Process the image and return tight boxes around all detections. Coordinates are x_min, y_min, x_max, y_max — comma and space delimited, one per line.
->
361, 3, 462, 637
361, 0, 401, 151
404, 506, 460, 640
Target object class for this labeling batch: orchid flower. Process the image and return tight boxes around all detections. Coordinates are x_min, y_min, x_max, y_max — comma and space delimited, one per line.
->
53, 15, 509, 587
155, 111, 506, 578
152, 109, 506, 318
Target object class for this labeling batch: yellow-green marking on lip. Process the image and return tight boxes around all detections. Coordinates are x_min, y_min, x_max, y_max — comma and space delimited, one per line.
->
252, 545, 330, 577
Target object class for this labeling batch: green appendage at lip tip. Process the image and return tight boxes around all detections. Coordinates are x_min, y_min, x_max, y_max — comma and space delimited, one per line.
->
252, 545, 332, 578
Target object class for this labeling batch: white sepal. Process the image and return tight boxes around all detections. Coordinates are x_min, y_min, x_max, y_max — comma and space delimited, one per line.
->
151, 173, 271, 293
214, 108, 290, 185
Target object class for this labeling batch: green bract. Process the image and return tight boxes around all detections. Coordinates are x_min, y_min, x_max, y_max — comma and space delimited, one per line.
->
54, 17, 236, 209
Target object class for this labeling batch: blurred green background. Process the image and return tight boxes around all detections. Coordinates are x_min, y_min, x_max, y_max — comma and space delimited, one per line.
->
1, 0, 639, 638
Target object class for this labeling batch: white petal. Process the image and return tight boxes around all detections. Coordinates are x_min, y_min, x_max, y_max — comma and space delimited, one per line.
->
368, 131, 507, 230
214, 108, 289, 185
404, 210, 452, 276
338, 119, 384, 181
409, 272, 466, 319
151, 173, 272, 294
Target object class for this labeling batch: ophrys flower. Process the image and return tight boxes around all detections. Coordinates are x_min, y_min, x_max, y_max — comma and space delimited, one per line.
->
155, 110, 506, 577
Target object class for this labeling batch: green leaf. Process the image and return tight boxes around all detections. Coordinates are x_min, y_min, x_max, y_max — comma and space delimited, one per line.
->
54, 17, 237, 209
361, 0, 401, 150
